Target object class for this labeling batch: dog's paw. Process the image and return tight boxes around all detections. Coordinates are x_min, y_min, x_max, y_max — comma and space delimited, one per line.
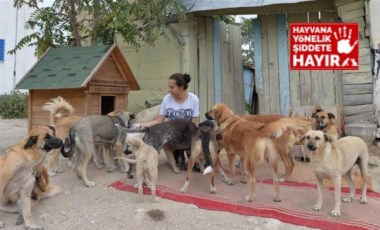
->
86, 181, 96, 187
240, 177, 247, 184
360, 196, 368, 204
273, 197, 281, 202
180, 181, 189, 194
209, 185, 217, 194
26, 224, 45, 230
330, 209, 341, 217
15, 214, 24, 225
244, 195, 255, 202
0, 220, 4, 229
312, 204, 322, 211
341, 197, 353, 203
152, 196, 160, 203
173, 167, 181, 174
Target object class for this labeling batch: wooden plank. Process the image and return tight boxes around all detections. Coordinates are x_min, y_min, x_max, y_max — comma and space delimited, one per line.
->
220, 23, 234, 109
347, 17, 366, 29
344, 104, 374, 116
277, 14, 290, 115
309, 12, 325, 105
213, 20, 222, 104
344, 93, 373, 106
197, 17, 209, 116
344, 112, 375, 124
287, 13, 302, 108
335, 0, 358, 6
205, 18, 214, 115
253, 17, 265, 112
230, 24, 244, 114
344, 84, 373, 95
338, 0, 364, 13
192, 0, 334, 16
340, 8, 365, 21
260, 15, 270, 114
343, 72, 373, 84
266, 14, 279, 114
343, 64, 371, 73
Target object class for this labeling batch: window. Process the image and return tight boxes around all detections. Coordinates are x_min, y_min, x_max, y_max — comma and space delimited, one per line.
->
0, 39, 4, 62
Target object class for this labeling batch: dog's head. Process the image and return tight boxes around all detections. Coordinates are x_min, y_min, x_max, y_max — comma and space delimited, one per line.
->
24, 126, 63, 152
300, 130, 334, 151
124, 135, 143, 155
205, 103, 234, 123
108, 111, 135, 128
311, 107, 335, 130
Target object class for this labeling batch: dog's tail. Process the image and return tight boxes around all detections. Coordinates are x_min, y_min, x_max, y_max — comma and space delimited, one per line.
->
115, 123, 148, 134
114, 156, 137, 164
60, 128, 76, 158
42, 96, 75, 125
264, 117, 312, 139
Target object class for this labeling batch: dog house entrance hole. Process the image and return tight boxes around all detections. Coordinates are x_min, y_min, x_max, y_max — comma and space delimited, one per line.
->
101, 96, 115, 115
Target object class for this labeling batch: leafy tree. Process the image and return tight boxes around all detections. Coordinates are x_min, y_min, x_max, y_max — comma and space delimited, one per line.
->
240, 17, 254, 65
9, 0, 186, 56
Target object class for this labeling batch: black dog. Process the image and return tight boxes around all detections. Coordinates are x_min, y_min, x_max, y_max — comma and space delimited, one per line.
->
119, 119, 198, 173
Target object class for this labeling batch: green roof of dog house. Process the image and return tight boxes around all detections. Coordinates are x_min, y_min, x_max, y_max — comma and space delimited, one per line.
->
16, 44, 129, 90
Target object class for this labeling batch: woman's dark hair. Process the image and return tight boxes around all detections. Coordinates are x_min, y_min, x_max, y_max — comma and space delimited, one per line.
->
169, 73, 191, 90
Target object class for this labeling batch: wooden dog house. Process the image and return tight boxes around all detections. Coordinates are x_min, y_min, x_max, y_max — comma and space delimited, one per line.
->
16, 44, 140, 130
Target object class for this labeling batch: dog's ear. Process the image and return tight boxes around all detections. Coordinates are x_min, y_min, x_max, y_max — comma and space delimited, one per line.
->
299, 135, 306, 143
311, 112, 317, 118
216, 133, 223, 140
327, 113, 335, 120
324, 133, 333, 143
314, 105, 323, 113
129, 113, 135, 120
47, 125, 56, 136
24, 136, 38, 149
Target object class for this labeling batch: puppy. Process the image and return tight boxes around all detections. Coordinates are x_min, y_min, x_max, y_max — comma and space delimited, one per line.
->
302, 130, 369, 217
116, 136, 159, 202
312, 106, 340, 141
180, 120, 231, 194
0, 126, 63, 229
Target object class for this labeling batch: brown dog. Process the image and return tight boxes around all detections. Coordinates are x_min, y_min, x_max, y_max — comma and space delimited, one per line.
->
301, 130, 369, 217
240, 114, 305, 181
43, 96, 82, 176
0, 126, 63, 229
205, 103, 311, 202
115, 136, 159, 202
312, 106, 340, 141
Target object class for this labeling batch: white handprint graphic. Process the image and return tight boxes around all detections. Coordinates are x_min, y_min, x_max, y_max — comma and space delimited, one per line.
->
334, 26, 358, 54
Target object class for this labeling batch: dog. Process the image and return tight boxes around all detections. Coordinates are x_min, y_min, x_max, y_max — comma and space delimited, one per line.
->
42, 96, 82, 176
115, 136, 159, 202
180, 120, 231, 194
301, 130, 369, 217
61, 112, 134, 187
312, 106, 340, 141
205, 103, 311, 202
117, 119, 198, 174
0, 126, 63, 229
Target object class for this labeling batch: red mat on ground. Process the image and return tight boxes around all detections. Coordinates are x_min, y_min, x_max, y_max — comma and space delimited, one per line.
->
110, 164, 380, 230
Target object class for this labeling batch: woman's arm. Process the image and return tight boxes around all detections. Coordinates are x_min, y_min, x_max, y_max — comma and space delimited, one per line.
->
192, 116, 199, 126
140, 115, 166, 127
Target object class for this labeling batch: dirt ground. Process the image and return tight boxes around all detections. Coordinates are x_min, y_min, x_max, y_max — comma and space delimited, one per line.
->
1, 118, 379, 230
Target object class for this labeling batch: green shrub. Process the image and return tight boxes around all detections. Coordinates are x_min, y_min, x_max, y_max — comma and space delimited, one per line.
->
0, 90, 28, 119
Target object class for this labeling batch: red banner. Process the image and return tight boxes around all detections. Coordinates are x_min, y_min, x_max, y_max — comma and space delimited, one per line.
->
289, 23, 359, 70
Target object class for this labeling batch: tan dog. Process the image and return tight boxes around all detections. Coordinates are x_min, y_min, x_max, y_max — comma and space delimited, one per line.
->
115, 136, 159, 202
180, 120, 231, 194
0, 126, 63, 229
301, 130, 369, 217
205, 103, 311, 202
42, 96, 82, 176
240, 114, 309, 181
312, 106, 340, 141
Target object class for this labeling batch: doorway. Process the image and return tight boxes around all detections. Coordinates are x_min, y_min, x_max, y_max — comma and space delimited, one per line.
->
101, 96, 115, 115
